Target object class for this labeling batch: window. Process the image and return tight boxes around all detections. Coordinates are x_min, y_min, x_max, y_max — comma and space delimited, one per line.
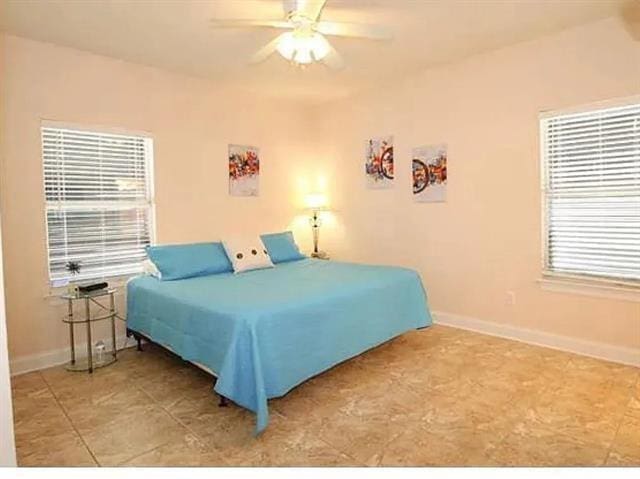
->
42, 124, 155, 285
540, 99, 640, 286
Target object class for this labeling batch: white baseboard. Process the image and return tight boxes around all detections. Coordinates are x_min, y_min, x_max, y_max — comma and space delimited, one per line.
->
433, 311, 640, 368
9, 334, 135, 377
11, 314, 639, 375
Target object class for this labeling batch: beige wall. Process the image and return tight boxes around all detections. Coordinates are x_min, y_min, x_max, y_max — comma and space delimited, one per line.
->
311, 17, 640, 351
0, 35, 314, 361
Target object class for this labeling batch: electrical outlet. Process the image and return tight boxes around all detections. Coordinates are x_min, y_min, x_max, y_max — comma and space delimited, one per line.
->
506, 291, 516, 306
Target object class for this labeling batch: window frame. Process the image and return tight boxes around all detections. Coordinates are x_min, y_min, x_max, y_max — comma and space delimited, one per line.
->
539, 95, 640, 293
41, 120, 157, 287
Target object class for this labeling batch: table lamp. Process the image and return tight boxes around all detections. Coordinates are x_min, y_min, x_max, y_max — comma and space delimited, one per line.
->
304, 192, 329, 259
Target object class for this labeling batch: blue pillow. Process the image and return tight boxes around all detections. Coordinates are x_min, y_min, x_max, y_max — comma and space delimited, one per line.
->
146, 242, 232, 280
261, 231, 306, 264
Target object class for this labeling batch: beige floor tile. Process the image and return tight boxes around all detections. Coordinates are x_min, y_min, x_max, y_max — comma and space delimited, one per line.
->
554, 381, 633, 413
307, 359, 373, 392
388, 330, 444, 356
136, 363, 212, 410
314, 391, 420, 464
605, 451, 640, 467
12, 380, 60, 423
11, 374, 80, 455
123, 433, 227, 466
11, 371, 48, 396
564, 356, 639, 389
303, 360, 394, 410
505, 341, 576, 364
269, 383, 324, 421
62, 385, 156, 434
222, 416, 358, 466
167, 394, 257, 451
609, 414, 640, 460
17, 429, 96, 467
354, 339, 425, 371
373, 391, 519, 466
471, 368, 541, 401
373, 424, 495, 466
9, 325, 640, 467
117, 345, 183, 377
81, 404, 188, 466
476, 354, 569, 397
421, 390, 522, 432
13, 402, 75, 444
316, 413, 403, 464
392, 356, 476, 396
405, 325, 458, 343
626, 380, 640, 419
462, 348, 514, 372
489, 423, 609, 466
41, 363, 131, 403
519, 389, 628, 447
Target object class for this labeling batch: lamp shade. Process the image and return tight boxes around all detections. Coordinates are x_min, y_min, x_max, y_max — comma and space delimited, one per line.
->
304, 192, 328, 210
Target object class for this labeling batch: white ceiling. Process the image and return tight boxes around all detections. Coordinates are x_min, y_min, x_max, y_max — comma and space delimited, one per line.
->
0, 0, 631, 104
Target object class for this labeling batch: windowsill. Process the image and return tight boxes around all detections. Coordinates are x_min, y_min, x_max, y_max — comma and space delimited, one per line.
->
538, 276, 640, 303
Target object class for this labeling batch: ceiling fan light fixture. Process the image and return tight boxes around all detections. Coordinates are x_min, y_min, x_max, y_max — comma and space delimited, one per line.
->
276, 31, 330, 65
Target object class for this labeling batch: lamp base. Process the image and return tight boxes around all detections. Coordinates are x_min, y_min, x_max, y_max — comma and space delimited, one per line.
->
311, 251, 329, 260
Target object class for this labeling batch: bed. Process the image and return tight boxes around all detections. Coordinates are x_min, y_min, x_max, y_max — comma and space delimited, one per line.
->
126, 258, 431, 433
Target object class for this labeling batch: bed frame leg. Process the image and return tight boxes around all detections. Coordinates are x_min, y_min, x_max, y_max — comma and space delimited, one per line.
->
218, 394, 228, 407
126, 329, 143, 351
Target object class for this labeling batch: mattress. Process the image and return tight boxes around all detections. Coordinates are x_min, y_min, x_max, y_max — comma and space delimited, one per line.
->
126, 258, 432, 433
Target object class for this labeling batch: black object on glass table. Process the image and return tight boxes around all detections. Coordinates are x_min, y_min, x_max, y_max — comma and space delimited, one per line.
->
77, 282, 109, 294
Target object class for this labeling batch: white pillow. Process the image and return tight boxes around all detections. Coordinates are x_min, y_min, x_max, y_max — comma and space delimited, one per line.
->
142, 259, 162, 279
223, 236, 274, 274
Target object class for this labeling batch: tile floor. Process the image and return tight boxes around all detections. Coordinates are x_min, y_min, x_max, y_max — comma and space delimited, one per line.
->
10, 325, 640, 467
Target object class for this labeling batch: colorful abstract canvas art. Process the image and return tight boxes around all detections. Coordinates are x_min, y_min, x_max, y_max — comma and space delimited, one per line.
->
365, 136, 394, 189
412, 144, 447, 202
229, 144, 260, 197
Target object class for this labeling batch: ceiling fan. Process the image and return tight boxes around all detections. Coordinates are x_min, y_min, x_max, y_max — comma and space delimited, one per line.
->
209, 0, 392, 69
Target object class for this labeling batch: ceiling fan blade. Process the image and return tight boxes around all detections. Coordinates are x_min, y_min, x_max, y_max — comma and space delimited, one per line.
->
210, 19, 292, 30
315, 21, 392, 40
322, 44, 345, 71
249, 34, 285, 64
283, 0, 327, 21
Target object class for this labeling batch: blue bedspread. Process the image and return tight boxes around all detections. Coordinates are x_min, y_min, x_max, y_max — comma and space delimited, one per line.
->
126, 259, 431, 433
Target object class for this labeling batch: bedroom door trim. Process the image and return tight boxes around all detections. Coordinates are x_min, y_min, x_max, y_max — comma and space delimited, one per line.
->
0, 222, 17, 466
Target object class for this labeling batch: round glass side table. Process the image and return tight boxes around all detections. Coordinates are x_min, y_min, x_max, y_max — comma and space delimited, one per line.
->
61, 288, 118, 373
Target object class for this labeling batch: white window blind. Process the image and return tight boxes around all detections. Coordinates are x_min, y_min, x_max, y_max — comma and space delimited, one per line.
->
42, 125, 154, 284
541, 101, 640, 285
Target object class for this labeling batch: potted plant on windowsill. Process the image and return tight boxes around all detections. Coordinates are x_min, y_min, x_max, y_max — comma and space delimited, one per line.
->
65, 260, 81, 297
